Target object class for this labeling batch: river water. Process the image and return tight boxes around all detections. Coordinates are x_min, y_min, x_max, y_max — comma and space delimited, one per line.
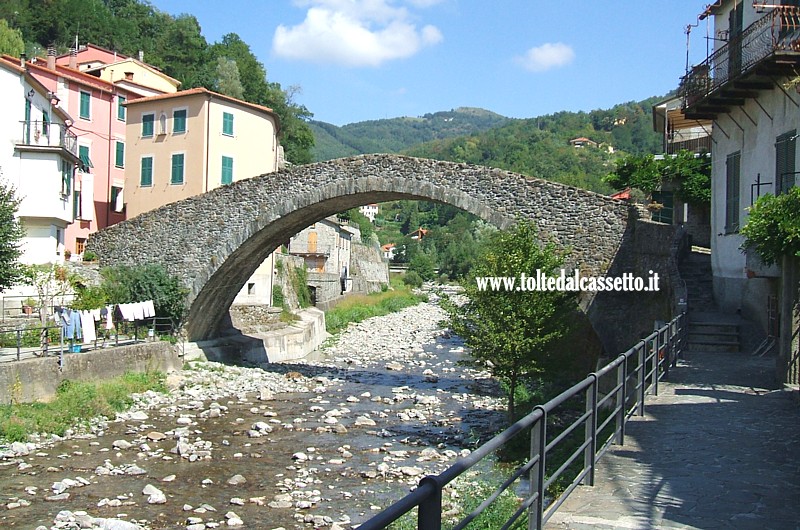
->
0, 301, 507, 529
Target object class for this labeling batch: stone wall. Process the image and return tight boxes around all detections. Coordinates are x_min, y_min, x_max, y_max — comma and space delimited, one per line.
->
351, 241, 389, 295
88, 155, 632, 341
274, 254, 306, 310
0, 341, 180, 404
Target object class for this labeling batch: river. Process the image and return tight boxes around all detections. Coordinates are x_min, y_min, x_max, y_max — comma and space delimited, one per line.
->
0, 298, 507, 529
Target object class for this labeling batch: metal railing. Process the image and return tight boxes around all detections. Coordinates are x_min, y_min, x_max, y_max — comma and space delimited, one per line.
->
17, 120, 78, 154
0, 316, 182, 366
359, 312, 688, 530
682, 6, 800, 106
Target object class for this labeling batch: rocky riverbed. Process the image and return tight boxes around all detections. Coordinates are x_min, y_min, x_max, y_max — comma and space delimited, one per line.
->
0, 297, 508, 529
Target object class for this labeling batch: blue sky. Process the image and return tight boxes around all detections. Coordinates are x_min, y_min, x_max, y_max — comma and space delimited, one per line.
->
152, 1, 711, 126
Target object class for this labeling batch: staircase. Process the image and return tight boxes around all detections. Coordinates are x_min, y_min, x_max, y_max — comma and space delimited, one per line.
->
680, 249, 741, 353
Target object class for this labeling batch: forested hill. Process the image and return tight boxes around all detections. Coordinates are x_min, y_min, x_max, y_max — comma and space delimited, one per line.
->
313, 96, 666, 193
310, 107, 510, 161
0, 0, 314, 164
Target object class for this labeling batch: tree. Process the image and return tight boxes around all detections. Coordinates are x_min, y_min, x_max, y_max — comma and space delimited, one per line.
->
741, 187, 800, 266
100, 264, 188, 325
443, 221, 577, 419
0, 18, 24, 56
604, 150, 711, 205
214, 56, 244, 99
0, 182, 24, 291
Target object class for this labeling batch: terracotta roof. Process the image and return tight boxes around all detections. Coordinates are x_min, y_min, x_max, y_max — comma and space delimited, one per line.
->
381, 243, 396, 251
84, 57, 181, 88
611, 188, 632, 201
2, 54, 115, 93
124, 87, 277, 119
56, 43, 130, 61
0, 57, 73, 123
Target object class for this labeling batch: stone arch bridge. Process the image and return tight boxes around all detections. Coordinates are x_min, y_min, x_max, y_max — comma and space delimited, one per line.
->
88, 154, 673, 352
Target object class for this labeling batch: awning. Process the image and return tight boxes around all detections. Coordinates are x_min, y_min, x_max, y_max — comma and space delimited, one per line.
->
79, 151, 93, 172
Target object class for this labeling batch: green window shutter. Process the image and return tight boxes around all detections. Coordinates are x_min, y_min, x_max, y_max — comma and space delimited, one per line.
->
118, 96, 126, 121
776, 130, 796, 195
78, 145, 93, 172
61, 159, 72, 195
115, 141, 125, 168
142, 114, 154, 137
43, 111, 50, 136
171, 153, 184, 185
173, 109, 187, 133
223, 112, 234, 135
24, 99, 31, 143
725, 152, 741, 233
73, 189, 80, 219
221, 156, 233, 185
79, 91, 90, 119
140, 157, 153, 187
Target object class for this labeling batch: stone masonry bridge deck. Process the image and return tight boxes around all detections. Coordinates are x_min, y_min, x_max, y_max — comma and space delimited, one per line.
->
87, 154, 668, 344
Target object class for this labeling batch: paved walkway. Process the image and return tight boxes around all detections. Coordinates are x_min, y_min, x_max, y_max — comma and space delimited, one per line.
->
547, 350, 800, 530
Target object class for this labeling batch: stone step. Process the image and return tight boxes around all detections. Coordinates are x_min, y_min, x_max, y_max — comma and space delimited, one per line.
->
687, 339, 740, 352
690, 321, 740, 334
689, 331, 739, 343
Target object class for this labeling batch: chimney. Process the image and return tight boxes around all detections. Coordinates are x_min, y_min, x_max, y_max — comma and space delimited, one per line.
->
68, 47, 77, 69
46, 45, 56, 70
19, 52, 26, 69
138, 50, 144, 62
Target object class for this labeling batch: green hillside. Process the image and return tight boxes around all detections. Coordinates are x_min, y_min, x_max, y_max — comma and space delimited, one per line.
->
310, 107, 510, 161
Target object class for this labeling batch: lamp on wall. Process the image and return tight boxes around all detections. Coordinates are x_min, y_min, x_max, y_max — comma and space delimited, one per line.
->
26, 88, 34, 100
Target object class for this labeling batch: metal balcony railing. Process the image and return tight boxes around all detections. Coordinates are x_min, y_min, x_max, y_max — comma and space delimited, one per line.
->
17, 120, 78, 155
682, 6, 800, 107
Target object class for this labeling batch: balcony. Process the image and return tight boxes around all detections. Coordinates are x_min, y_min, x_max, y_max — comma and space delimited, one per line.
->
682, 6, 800, 119
15, 121, 78, 156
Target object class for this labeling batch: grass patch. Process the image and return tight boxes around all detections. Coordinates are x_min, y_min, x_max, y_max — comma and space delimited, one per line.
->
0, 371, 166, 442
325, 286, 426, 334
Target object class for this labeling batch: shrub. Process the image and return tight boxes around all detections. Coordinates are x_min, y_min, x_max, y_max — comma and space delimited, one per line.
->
403, 271, 423, 288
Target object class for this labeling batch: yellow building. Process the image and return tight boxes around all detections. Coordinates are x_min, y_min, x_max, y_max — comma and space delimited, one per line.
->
124, 87, 282, 306
124, 87, 281, 218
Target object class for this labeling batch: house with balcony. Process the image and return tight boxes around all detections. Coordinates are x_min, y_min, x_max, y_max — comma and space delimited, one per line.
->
681, 0, 800, 386
0, 57, 79, 264
359, 203, 379, 222
124, 87, 282, 306
651, 96, 713, 246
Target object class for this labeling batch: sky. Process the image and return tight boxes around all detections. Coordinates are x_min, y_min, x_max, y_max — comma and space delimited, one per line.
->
151, 1, 713, 126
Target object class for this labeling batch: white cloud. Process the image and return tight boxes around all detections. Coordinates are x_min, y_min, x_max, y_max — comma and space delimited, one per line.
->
516, 42, 575, 73
273, 0, 444, 67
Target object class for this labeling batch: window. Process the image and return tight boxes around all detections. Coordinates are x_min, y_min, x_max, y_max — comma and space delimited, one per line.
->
173, 108, 187, 133
61, 159, 73, 195
110, 185, 124, 213
73, 189, 81, 219
117, 95, 126, 121
24, 99, 31, 143
221, 156, 233, 185
115, 140, 125, 168
247, 283, 255, 295
43, 111, 50, 137
725, 151, 741, 234
171, 153, 185, 185
140, 156, 153, 187
776, 130, 797, 195
79, 91, 91, 120
78, 145, 93, 172
142, 113, 154, 137
222, 112, 234, 136
651, 191, 674, 224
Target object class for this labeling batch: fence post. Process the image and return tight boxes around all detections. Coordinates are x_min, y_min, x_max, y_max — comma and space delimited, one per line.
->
653, 335, 660, 396
638, 343, 646, 416
16, 329, 21, 361
663, 326, 672, 380
584, 374, 598, 486
615, 356, 626, 445
417, 476, 442, 530
528, 407, 546, 530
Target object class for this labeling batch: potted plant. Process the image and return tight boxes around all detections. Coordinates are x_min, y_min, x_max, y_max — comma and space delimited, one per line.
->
22, 297, 37, 316
64, 249, 72, 261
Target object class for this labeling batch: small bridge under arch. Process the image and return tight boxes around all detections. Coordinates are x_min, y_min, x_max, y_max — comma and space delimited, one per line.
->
88, 154, 671, 352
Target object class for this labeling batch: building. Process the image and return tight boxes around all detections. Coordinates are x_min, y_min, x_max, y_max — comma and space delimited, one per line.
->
289, 217, 358, 302
569, 137, 598, 148
56, 44, 181, 97
681, 0, 800, 385
409, 228, 428, 240
0, 56, 79, 264
381, 243, 397, 261
124, 87, 282, 305
11, 49, 149, 260
651, 96, 713, 246
359, 203, 379, 222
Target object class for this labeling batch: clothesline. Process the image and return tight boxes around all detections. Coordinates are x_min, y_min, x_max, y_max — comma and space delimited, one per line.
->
53, 300, 156, 345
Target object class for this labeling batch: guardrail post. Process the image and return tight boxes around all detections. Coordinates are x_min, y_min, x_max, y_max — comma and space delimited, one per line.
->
653, 334, 660, 396
584, 374, 598, 486
528, 407, 546, 530
638, 343, 646, 416
615, 356, 626, 445
417, 476, 442, 530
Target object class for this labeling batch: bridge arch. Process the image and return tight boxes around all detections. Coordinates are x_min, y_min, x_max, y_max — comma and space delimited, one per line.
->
88, 154, 636, 343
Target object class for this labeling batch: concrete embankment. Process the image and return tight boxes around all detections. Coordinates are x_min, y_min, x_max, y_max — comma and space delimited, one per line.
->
0, 341, 181, 404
